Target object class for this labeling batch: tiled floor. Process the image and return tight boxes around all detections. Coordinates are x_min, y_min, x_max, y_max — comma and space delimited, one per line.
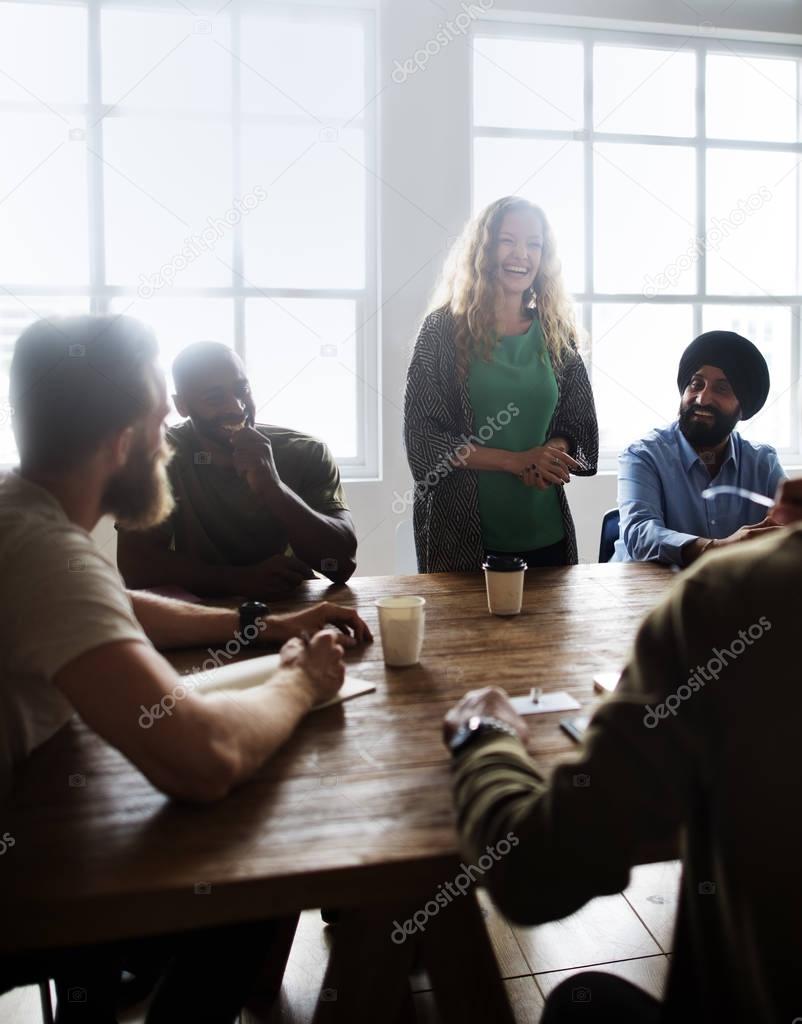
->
0, 861, 681, 1024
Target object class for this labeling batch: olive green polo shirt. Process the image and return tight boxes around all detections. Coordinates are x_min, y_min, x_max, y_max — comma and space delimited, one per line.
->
149, 421, 347, 566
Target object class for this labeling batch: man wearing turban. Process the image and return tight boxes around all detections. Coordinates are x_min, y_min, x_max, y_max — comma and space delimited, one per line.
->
612, 331, 786, 565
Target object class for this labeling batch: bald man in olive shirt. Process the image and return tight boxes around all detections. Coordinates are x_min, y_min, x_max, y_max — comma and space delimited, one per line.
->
445, 483, 802, 1023
118, 342, 357, 597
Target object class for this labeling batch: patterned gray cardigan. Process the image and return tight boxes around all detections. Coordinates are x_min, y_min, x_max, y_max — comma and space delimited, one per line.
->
403, 307, 599, 573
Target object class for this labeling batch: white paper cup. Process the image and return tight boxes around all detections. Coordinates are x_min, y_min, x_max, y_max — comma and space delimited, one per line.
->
376, 596, 426, 666
482, 556, 527, 616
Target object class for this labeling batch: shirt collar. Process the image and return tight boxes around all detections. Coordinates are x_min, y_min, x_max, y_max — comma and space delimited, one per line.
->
674, 421, 738, 472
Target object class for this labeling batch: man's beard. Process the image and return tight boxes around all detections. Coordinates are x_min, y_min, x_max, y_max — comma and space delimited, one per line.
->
678, 401, 740, 448
103, 434, 175, 531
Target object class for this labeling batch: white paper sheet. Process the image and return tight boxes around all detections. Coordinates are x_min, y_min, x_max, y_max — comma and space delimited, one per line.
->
508, 691, 581, 716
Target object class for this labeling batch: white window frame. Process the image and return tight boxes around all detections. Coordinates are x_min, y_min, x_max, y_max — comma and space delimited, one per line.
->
472, 19, 802, 469
0, 0, 379, 478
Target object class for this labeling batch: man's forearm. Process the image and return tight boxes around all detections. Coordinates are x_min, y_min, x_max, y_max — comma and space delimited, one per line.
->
452, 733, 642, 926
258, 484, 356, 581
130, 591, 303, 651
620, 513, 698, 566
680, 536, 715, 567
202, 667, 315, 787
118, 536, 234, 595
130, 591, 240, 649
452, 736, 553, 922
454, 736, 544, 862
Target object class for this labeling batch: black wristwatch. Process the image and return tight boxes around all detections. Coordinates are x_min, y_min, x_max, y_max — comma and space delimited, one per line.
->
238, 600, 270, 635
448, 715, 520, 758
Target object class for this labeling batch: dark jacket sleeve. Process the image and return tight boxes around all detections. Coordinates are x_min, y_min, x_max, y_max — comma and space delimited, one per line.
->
403, 311, 471, 485
550, 346, 599, 476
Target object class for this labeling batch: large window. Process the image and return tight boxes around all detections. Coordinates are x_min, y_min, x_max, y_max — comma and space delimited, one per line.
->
473, 24, 802, 462
0, 0, 377, 474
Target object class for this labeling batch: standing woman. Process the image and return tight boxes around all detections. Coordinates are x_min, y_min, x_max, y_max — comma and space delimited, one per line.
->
404, 196, 598, 573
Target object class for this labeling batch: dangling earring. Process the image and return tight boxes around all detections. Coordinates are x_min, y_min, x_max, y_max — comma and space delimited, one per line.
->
526, 289, 537, 311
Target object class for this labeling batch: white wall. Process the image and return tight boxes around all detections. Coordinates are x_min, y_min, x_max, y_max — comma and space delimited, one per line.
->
343, 0, 474, 574
94, 0, 802, 573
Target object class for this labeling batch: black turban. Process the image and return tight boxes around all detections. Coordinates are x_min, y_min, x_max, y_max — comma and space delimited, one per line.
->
677, 331, 770, 420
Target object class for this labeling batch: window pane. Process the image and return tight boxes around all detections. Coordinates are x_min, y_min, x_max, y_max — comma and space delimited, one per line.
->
473, 37, 583, 131
707, 53, 799, 143
240, 12, 364, 120
702, 305, 793, 450
103, 118, 234, 289
109, 296, 235, 421
0, 295, 91, 463
102, 10, 231, 113
0, 3, 86, 106
592, 303, 694, 451
594, 45, 696, 137
245, 299, 357, 459
0, 114, 89, 286
473, 138, 585, 292
594, 143, 696, 294
241, 125, 365, 290
705, 149, 798, 296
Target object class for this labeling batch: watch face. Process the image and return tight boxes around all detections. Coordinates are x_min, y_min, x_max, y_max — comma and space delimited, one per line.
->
240, 601, 269, 631
450, 715, 517, 757
450, 716, 485, 756
449, 726, 472, 754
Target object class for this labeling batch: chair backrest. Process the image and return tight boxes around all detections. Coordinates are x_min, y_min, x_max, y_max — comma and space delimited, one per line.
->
394, 519, 418, 575
598, 508, 620, 563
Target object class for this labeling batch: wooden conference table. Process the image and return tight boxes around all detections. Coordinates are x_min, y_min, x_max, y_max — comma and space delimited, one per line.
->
1, 563, 673, 1022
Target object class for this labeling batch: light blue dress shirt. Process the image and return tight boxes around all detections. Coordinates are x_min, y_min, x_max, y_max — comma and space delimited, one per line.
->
612, 421, 786, 565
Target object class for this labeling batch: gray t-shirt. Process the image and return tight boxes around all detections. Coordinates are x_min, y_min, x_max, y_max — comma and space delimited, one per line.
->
0, 472, 147, 799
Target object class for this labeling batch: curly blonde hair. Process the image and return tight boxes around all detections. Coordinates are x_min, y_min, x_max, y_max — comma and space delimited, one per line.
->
429, 196, 579, 378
